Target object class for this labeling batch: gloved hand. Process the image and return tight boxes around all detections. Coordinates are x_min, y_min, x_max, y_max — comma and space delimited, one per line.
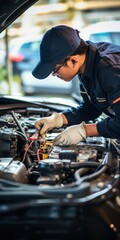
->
53, 122, 86, 146
35, 112, 63, 138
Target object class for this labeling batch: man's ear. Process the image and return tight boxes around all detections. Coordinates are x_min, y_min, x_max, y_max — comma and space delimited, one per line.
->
70, 55, 78, 65
71, 59, 76, 64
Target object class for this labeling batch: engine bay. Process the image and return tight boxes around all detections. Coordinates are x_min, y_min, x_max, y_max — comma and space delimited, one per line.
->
0, 100, 120, 240
0, 103, 119, 189
0, 105, 113, 186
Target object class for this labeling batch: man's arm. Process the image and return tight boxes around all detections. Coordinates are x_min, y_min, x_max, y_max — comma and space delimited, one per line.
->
84, 123, 99, 137
61, 113, 99, 137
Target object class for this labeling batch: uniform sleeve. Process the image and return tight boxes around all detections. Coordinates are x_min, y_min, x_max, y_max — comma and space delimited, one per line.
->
62, 95, 102, 126
97, 64, 120, 139
62, 80, 102, 126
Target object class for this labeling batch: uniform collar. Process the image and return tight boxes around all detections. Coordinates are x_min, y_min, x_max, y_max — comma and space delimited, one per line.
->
80, 42, 97, 79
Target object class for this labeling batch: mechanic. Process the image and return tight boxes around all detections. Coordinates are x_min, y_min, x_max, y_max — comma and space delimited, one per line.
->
32, 25, 120, 145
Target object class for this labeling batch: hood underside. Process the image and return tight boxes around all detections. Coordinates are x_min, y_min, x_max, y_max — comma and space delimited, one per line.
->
0, 0, 39, 33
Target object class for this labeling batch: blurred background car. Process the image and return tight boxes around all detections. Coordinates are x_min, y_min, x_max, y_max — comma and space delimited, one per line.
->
21, 71, 79, 95
8, 35, 80, 96
80, 20, 120, 45
9, 35, 41, 75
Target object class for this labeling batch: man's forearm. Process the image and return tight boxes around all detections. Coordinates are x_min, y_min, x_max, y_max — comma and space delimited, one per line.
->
84, 123, 99, 137
61, 113, 68, 125
61, 113, 99, 137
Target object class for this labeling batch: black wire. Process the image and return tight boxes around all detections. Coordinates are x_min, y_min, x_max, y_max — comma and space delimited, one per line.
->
10, 110, 28, 142
16, 130, 28, 141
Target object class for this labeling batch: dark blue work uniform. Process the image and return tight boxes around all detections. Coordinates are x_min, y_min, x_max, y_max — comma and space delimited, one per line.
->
63, 41, 120, 139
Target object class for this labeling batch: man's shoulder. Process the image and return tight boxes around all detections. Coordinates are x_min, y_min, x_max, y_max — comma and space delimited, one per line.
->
88, 41, 120, 68
87, 40, 120, 55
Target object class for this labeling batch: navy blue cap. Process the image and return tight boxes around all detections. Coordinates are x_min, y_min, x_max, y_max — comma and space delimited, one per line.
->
32, 25, 81, 79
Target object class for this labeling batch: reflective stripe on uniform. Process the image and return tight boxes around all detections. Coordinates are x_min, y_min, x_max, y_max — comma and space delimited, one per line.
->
113, 97, 120, 104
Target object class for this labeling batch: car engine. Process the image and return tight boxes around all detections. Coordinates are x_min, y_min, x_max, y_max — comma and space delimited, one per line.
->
0, 100, 120, 240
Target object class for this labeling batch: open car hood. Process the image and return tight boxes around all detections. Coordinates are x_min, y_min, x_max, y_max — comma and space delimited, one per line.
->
0, 0, 39, 33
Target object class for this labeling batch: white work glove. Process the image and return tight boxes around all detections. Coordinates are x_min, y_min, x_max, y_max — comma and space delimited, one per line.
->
53, 122, 86, 146
35, 112, 63, 138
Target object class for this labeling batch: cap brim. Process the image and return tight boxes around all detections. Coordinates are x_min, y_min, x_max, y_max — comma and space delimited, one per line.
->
32, 61, 56, 79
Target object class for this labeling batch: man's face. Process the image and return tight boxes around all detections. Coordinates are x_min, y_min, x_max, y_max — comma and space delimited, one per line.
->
52, 55, 85, 81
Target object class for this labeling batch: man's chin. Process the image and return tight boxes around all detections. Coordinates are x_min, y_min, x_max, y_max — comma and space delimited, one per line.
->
57, 75, 72, 81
